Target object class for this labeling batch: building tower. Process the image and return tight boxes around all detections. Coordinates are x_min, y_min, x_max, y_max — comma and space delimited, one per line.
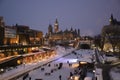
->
109, 14, 115, 25
48, 24, 53, 35
0, 16, 5, 27
78, 29, 80, 36
0, 17, 5, 45
109, 14, 120, 25
54, 19, 59, 33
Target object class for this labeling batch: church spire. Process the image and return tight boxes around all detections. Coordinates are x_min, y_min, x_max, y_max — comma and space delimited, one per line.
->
78, 29, 80, 36
48, 24, 53, 35
70, 27, 73, 32
55, 18, 58, 24
109, 14, 114, 25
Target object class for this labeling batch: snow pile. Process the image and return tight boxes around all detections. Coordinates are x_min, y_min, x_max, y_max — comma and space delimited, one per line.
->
110, 66, 120, 80
56, 45, 74, 55
56, 45, 66, 55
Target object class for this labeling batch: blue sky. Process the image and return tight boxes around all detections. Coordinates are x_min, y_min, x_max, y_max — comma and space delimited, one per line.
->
0, 0, 120, 36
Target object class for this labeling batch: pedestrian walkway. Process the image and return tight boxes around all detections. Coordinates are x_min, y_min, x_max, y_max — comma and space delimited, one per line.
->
94, 49, 103, 80
95, 49, 120, 80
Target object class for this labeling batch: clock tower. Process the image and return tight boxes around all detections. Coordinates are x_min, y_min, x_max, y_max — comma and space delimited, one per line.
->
54, 19, 59, 33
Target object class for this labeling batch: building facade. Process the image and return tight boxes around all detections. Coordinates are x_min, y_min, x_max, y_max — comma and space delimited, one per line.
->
0, 17, 43, 57
45, 19, 80, 46
101, 14, 120, 52
0, 17, 5, 45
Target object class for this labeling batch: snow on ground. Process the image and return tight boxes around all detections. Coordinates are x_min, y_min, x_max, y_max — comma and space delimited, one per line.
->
75, 49, 94, 63
94, 68, 103, 80
0, 46, 95, 80
0, 46, 74, 80
110, 65, 120, 80
105, 56, 118, 62
26, 58, 75, 80
17, 49, 94, 80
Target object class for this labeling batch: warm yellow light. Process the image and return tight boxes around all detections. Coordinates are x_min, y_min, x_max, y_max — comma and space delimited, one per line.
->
80, 62, 87, 64
17, 60, 21, 64
16, 41, 18, 43
71, 63, 79, 68
0, 69, 4, 72
74, 76, 79, 80
109, 19, 112, 22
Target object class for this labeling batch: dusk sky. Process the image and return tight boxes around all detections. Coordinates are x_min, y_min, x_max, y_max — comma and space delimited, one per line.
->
0, 0, 120, 36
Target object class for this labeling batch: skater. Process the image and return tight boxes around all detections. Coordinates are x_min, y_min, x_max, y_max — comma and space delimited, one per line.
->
59, 75, 62, 80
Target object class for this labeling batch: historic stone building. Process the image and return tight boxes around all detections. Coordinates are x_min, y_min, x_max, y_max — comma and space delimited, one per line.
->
54, 19, 59, 33
101, 14, 120, 52
45, 19, 80, 45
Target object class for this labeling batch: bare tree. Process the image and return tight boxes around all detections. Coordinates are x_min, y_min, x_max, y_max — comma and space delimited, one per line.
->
94, 34, 104, 51
101, 25, 120, 52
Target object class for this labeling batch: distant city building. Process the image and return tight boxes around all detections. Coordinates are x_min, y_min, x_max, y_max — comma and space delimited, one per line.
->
0, 17, 5, 45
0, 26, 4, 45
48, 24, 53, 35
45, 19, 80, 46
4, 25, 17, 45
109, 14, 120, 25
0, 16, 43, 57
1, 24, 43, 46
0, 16, 5, 27
28, 29, 43, 45
101, 14, 120, 52
54, 19, 59, 33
